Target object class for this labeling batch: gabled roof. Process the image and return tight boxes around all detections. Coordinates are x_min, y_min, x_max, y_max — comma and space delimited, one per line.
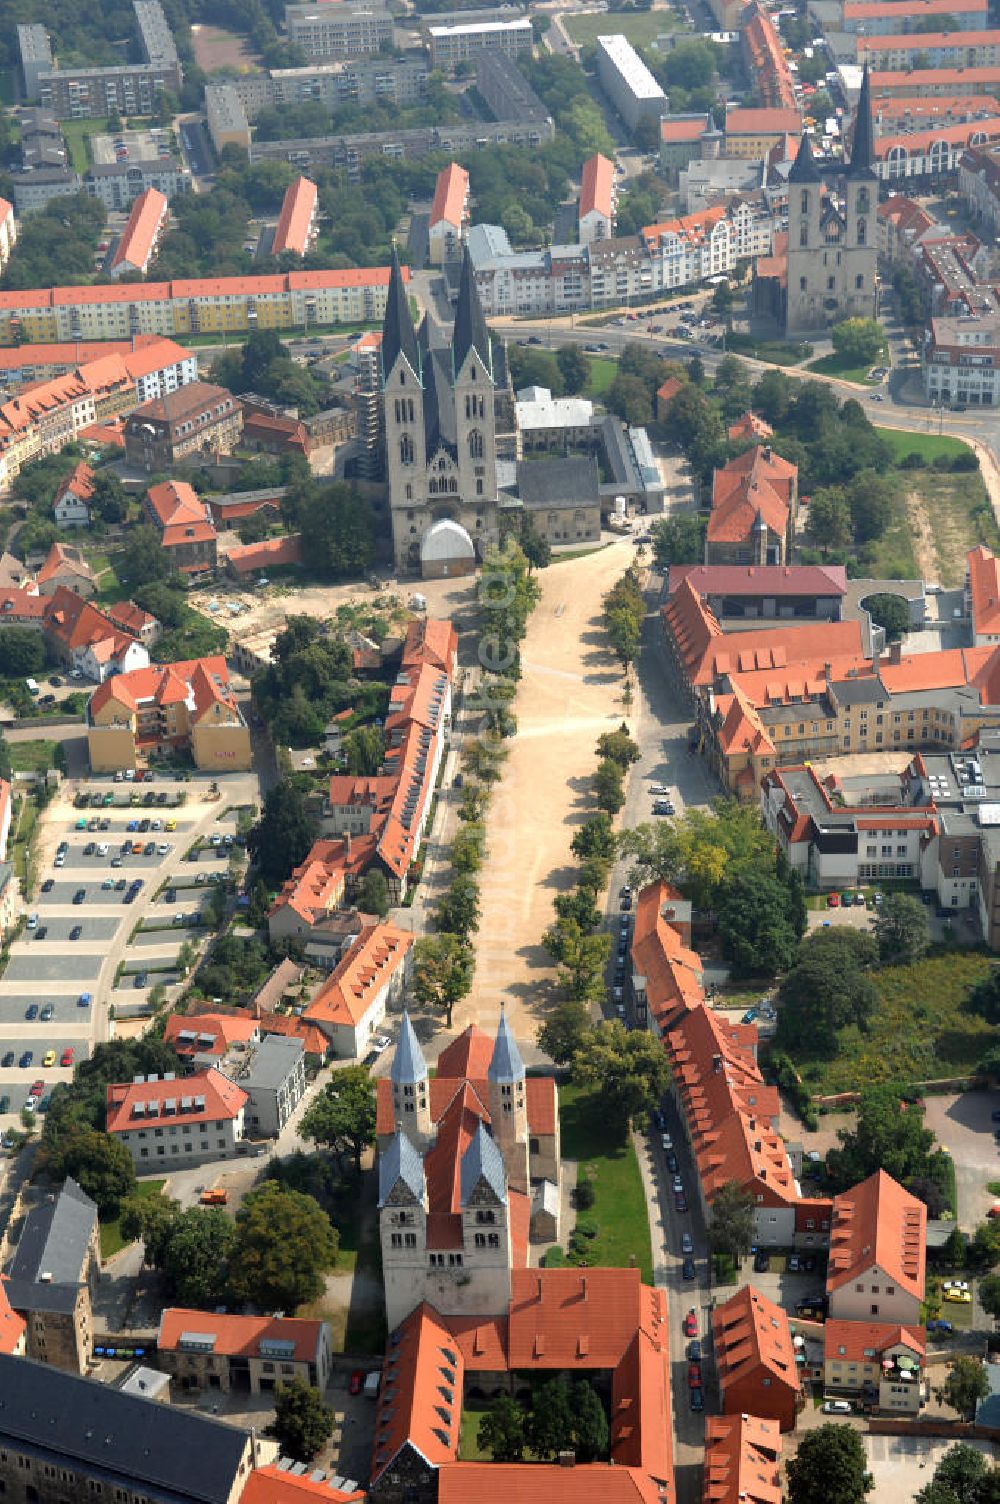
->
240, 1466, 363, 1504
272, 175, 318, 258
89, 655, 234, 720
370, 1303, 463, 1485
708, 445, 796, 548
0, 1277, 25, 1355
106, 1066, 247, 1134
669, 563, 848, 600
968, 544, 1000, 636
580, 152, 615, 221
8, 1175, 96, 1287
305, 921, 414, 1028
824, 1319, 926, 1365
382, 243, 420, 378
37, 541, 96, 586
703, 1415, 782, 1504
163, 1011, 258, 1057
728, 411, 774, 444
157, 1309, 326, 1363
54, 460, 95, 508
712, 1285, 800, 1398
430, 162, 469, 231
459, 1120, 507, 1206
110, 186, 168, 274
453, 244, 491, 376
630, 879, 704, 1030
827, 1169, 927, 1302
378, 1129, 426, 1208
145, 478, 207, 530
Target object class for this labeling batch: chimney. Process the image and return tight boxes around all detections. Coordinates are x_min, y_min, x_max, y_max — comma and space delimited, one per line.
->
344, 831, 352, 857
889, 640, 902, 666
557, 1452, 576, 1468
763, 444, 772, 462
824, 662, 832, 680
580, 1276, 588, 1300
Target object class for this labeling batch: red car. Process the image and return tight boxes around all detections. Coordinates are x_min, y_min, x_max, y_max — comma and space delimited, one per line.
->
348, 1369, 365, 1396
826, 892, 840, 908
60, 1047, 74, 1068
30, 1080, 44, 1097
683, 1309, 698, 1338
688, 1362, 702, 1388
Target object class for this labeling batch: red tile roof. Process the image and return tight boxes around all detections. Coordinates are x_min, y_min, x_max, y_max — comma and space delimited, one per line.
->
728, 412, 774, 443
703, 1415, 782, 1504
872, 64, 1000, 87
0, 1277, 26, 1356
163, 1010, 258, 1056
439, 1465, 665, 1504
272, 176, 318, 258
89, 655, 235, 721
225, 534, 303, 574
54, 460, 95, 506
708, 444, 797, 548
145, 478, 207, 531
861, 27, 1000, 48
661, 116, 711, 143
241, 1467, 362, 1504
106, 1066, 247, 1134
827, 1170, 927, 1302
157, 1308, 326, 1363
258, 1012, 329, 1058
874, 117, 1000, 155
370, 1303, 464, 1486
669, 563, 848, 600
268, 838, 354, 926
823, 1319, 926, 1365
110, 187, 168, 275
631, 879, 704, 1030
305, 921, 413, 1028
37, 542, 96, 588
725, 107, 802, 134
580, 152, 615, 221
713, 1285, 800, 1400
401, 616, 458, 675
430, 162, 470, 231
743, 0, 798, 110
968, 544, 1000, 637
43, 586, 143, 665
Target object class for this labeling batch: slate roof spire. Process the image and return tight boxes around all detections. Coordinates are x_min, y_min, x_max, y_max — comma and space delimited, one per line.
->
378, 1129, 426, 1207
452, 244, 492, 377
382, 242, 420, 379
847, 61, 875, 179
488, 1004, 525, 1084
460, 1120, 508, 1206
788, 131, 821, 184
391, 1008, 427, 1086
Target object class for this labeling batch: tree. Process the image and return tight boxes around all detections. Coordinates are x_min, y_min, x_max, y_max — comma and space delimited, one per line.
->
248, 780, 318, 886
156, 1207, 234, 1307
0, 626, 45, 678
342, 725, 385, 776
872, 891, 930, 965
520, 514, 552, 572
571, 1378, 609, 1462
44, 1124, 135, 1218
119, 524, 175, 586
543, 918, 611, 1002
571, 1020, 669, 1135
711, 279, 734, 322
434, 876, 481, 938
940, 1357, 990, 1421
831, 318, 885, 367
603, 570, 645, 669
228, 1182, 339, 1310
556, 343, 590, 395
787, 1425, 873, 1504
593, 758, 625, 815
571, 813, 616, 862
618, 800, 774, 910
978, 1273, 1000, 1323
926, 1445, 991, 1504
717, 870, 800, 978
807, 488, 852, 551
847, 470, 896, 545
649, 515, 705, 571
537, 999, 590, 1065
970, 1217, 1000, 1271
300, 1066, 377, 1175
708, 1180, 755, 1266
596, 725, 640, 769
527, 1376, 576, 1460
271, 1379, 334, 1463
412, 933, 474, 1028
826, 1086, 935, 1191
478, 1395, 526, 1462
463, 736, 508, 785
862, 593, 911, 641
606, 372, 653, 427
776, 928, 878, 1057
356, 869, 390, 918
451, 822, 486, 875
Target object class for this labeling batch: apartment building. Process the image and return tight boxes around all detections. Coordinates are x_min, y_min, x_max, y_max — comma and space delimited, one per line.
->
124, 381, 242, 470
237, 1035, 307, 1136
87, 655, 252, 772
579, 152, 616, 244
304, 920, 414, 1059
724, 107, 803, 159
858, 30, 1000, 67
712, 1285, 802, 1431
84, 157, 191, 210
44, 585, 153, 681
5, 1179, 99, 1375
871, 63, 1000, 96
267, 838, 353, 940
250, 117, 553, 175
142, 478, 219, 574
37, 59, 180, 120
17, 24, 53, 101
428, 162, 470, 265
205, 83, 252, 154
272, 175, 319, 258
959, 143, 1000, 233
0, 266, 402, 344
827, 1171, 927, 1326
823, 1321, 925, 1413
596, 34, 667, 132
157, 1309, 332, 1394
743, 0, 798, 111
922, 312, 1000, 407
843, 0, 988, 33
874, 118, 1000, 184
110, 187, 168, 279
270, 56, 428, 108
427, 17, 532, 68
0, 200, 16, 274
628, 879, 704, 1031
106, 1067, 248, 1168
474, 51, 550, 132
284, 3, 394, 60
703, 1416, 782, 1504
874, 95, 1000, 133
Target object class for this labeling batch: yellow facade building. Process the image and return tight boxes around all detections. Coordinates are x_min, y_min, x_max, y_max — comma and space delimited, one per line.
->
87, 655, 252, 773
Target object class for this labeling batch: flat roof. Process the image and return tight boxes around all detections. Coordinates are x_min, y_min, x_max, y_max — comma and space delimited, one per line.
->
596, 33, 667, 101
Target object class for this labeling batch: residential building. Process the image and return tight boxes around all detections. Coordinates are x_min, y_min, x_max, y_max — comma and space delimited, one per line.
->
369, 1269, 672, 1504
428, 162, 470, 265
969, 544, 1000, 644
44, 585, 152, 681
224, 534, 303, 577
629, 879, 703, 1031
106, 1067, 249, 1169
0, 200, 16, 274
232, 1035, 307, 1137
713, 1284, 802, 1431
0, 863, 18, 943
143, 478, 219, 575
304, 921, 414, 1059
857, 30, 1000, 66
660, 113, 717, 182
922, 312, 1000, 407
284, 3, 394, 60
5, 1178, 99, 1374
706, 444, 799, 565
272, 175, 319, 258
0, 780, 11, 864
742, 0, 798, 110
827, 1170, 927, 1325
124, 382, 243, 471
427, 17, 532, 68
36, 542, 96, 598
87, 655, 252, 772
164, 1010, 261, 1064
579, 152, 616, 244
783, 66, 878, 333
110, 187, 168, 278
205, 84, 252, 154
52, 460, 94, 528
959, 142, 1000, 234
376, 1011, 560, 1329
17, 24, 53, 101
596, 35, 668, 133
10, 168, 81, 215
823, 1321, 926, 1413
669, 562, 848, 621
843, 0, 988, 33
703, 1415, 782, 1504
873, 95, 1000, 134
873, 118, 1000, 184
0, 1353, 263, 1504
37, 56, 182, 121
870, 64, 1000, 96
249, 116, 553, 174
85, 157, 191, 210
156, 1309, 332, 1394
267, 838, 352, 940
474, 51, 551, 133
265, 56, 429, 111
724, 107, 803, 159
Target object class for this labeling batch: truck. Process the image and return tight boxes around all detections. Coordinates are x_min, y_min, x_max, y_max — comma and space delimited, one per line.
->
363, 1370, 382, 1399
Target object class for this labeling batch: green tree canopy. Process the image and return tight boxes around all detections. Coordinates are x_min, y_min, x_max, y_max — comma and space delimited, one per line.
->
412, 933, 475, 1027
940, 1358, 990, 1421
248, 779, 318, 885
862, 593, 911, 640
571, 1020, 669, 1136
776, 928, 879, 1057
536, 999, 591, 1065
831, 318, 885, 367
0, 627, 45, 678
229, 1182, 339, 1311
555, 343, 590, 395
787, 1424, 873, 1504
271, 1379, 335, 1462
872, 891, 930, 965
45, 1125, 135, 1220
826, 1086, 935, 1191
299, 1066, 377, 1174
717, 869, 802, 978
708, 1180, 755, 1265
618, 799, 775, 910
649, 515, 706, 571
478, 1395, 527, 1462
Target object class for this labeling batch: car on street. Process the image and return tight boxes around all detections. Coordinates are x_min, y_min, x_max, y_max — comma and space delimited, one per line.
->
682, 1257, 696, 1280
69, 926, 82, 941
674, 1191, 688, 1212
78, 994, 91, 1008
134, 972, 148, 988
926, 1318, 953, 1334
665, 1151, 678, 1172
683, 1308, 698, 1337
788, 1254, 802, 1272
42, 1051, 56, 1068
688, 1362, 702, 1387
661, 1133, 673, 1152
672, 1174, 683, 1193
681, 1232, 694, 1255
73, 889, 86, 905
19, 1052, 32, 1069
650, 784, 669, 796
689, 1388, 704, 1412
35, 926, 48, 940
41, 879, 53, 893
687, 1339, 701, 1361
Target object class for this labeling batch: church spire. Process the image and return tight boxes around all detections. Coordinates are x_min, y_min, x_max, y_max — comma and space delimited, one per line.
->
488, 1005, 525, 1084
382, 243, 420, 379
452, 244, 492, 377
391, 1009, 427, 1086
847, 61, 875, 179
788, 131, 820, 184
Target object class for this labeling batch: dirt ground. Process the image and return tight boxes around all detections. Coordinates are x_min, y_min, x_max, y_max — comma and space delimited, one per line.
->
906, 490, 937, 582
189, 24, 262, 72
455, 536, 640, 1044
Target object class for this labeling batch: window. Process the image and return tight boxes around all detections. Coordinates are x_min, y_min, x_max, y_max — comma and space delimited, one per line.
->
400, 434, 413, 465
801, 190, 809, 215
469, 430, 483, 459
800, 226, 809, 248
871, 1304, 879, 1316
856, 273, 865, 290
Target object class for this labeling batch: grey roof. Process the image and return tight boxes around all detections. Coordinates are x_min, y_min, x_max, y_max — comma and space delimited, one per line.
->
830, 675, 885, 707
391, 1009, 427, 1085
0, 1353, 250, 1504
4, 1276, 80, 1315
9, 1176, 96, 1286
378, 1128, 426, 1208
467, 223, 513, 265
847, 61, 875, 179
488, 1007, 525, 1084
239, 1034, 303, 1090
460, 1122, 507, 1206
788, 132, 820, 184
382, 243, 420, 381
517, 455, 600, 509
453, 244, 492, 377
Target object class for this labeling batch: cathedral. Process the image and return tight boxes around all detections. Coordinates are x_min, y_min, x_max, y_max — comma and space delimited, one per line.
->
783, 63, 878, 336
375, 1009, 561, 1331
381, 245, 513, 578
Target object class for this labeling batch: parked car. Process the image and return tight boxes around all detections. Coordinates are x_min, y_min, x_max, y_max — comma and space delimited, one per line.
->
754, 1250, 770, 1272
60, 1048, 74, 1068
40, 1005, 53, 1022
674, 1191, 688, 1213
822, 1400, 852, 1415
1, 1052, 14, 1069
348, 1369, 365, 1396
687, 1339, 701, 1361
34, 926, 48, 940
682, 1257, 696, 1281
661, 1133, 673, 1152
73, 889, 86, 905
826, 892, 840, 908
665, 1151, 678, 1173
24, 1004, 37, 1021
926, 1318, 954, 1334
683, 1308, 698, 1338
69, 926, 82, 941
41, 879, 53, 893
689, 1388, 704, 1412
681, 1232, 694, 1255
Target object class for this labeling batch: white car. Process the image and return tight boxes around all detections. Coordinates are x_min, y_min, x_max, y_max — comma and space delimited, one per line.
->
650, 784, 669, 796
97, 843, 108, 857
822, 1400, 852, 1415
662, 1133, 673, 1152
157, 843, 170, 856
370, 1034, 392, 1054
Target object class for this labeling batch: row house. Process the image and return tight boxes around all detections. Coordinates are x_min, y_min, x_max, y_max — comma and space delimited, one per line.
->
712, 1284, 802, 1431
959, 142, 1000, 234
874, 118, 1000, 184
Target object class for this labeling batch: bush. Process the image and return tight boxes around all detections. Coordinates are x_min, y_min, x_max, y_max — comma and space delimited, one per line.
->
542, 1245, 567, 1267
899, 452, 926, 470
951, 451, 979, 472
574, 1176, 595, 1210
575, 1217, 600, 1240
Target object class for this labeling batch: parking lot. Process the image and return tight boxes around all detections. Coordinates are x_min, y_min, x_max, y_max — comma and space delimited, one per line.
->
90, 127, 174, 166
0, 775, 251, 1126
923, 1090, 1000, 1230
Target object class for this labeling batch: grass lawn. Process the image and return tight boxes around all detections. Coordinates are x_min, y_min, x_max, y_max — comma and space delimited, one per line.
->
61, 119, 106, 174
10, 792, 39, 888
560, 1082, 653, 1282
858, 480, 918, 581
789, 949, 994, 1096
100, 1179, 166, 1260
565, 9, 674, 45
875, 428, 975, 465
459, 1403, 492, 1461
9, 740, 59, 774
806, 350, 884, 384
586, 356, 618, 397
725, 332, 813, 366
